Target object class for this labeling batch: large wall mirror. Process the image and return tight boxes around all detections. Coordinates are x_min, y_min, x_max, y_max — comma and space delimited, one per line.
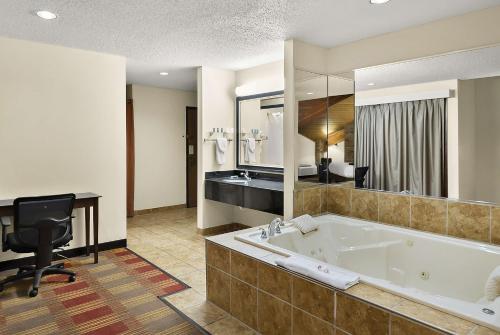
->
236, 91, 284, 172
295, 70, 355, 186
354, 45, 500, 204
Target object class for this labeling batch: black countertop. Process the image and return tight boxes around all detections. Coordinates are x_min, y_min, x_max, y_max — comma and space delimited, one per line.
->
206, 177, 283, 192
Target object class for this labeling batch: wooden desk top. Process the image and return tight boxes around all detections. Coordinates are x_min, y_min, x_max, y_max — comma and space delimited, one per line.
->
0, 193, 101, 207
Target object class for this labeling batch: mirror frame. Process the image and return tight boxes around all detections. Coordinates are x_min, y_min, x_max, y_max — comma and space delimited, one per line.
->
236, 90, 284, 174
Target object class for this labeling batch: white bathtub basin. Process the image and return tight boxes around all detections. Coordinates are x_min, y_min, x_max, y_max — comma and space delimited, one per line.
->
235, 214, 500, 331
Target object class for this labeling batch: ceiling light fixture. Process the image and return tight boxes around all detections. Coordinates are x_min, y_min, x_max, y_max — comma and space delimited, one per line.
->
159, 72, 169, 76
36, 10, 57, 20
370, 0, 390, 4
306, 92, 314, 95
367, 83, 375, 86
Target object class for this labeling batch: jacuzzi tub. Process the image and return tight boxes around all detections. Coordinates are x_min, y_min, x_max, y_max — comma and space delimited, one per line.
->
235, 214, 500, 331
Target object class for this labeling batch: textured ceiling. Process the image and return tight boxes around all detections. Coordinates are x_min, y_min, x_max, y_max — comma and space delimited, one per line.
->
1, 0, 500, 91
355, 45, 500, 91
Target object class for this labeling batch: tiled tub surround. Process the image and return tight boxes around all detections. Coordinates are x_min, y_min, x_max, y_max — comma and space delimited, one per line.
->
205, 237, 498, 335
294, 183, 500, 246
234, 215, 500, 330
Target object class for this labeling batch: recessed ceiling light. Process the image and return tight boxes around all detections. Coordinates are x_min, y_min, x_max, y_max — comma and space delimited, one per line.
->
367, 83, 375, 86
36, 10, 57, 20
370, 0, 390, 4
306, 92, 314, 95
159, 72, 169, 76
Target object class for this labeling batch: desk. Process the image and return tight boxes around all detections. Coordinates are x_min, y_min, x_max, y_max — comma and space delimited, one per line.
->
0, 192, 101, 263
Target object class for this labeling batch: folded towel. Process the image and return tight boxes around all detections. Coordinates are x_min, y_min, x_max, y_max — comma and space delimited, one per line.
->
244, 138, 256, 163
485, 266, 500, 301
215, 137, 228, 165
289, 214, 320, 234
276, 255, 359, 290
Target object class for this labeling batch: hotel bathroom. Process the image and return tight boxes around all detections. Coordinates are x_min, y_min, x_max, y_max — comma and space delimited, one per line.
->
202, 41, 500, 335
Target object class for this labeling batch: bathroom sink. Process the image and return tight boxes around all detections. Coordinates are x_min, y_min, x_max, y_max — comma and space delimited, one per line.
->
222, 178, 249, 184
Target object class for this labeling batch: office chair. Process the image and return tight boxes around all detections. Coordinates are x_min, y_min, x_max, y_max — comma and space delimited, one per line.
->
0, 194, 76, 297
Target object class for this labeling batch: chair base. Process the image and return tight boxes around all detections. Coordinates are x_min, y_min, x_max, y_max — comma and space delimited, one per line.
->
0, 262, 76, 297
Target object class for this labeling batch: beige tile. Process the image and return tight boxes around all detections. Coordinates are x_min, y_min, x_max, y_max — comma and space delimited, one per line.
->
346, 283, 404, 309
321, 186, 327, 214
491, 206, 500, 245
292, 275, 334, 323
162, 262, 198, 278
351, 189, 378, 221
393, 299, 475, 335
335, 292, 389, 335
378, 192, 410, 227
469, 325, 500, 335
207, 266, 230, 312
206, 241, 230, 272
205, 316, 258, 335
231, 251, 258, 286
448, 202, 490, 242
391, 315, 443, 335
303, 187, 322, 215
176, 270, 206, 293
230, 278, 258, 330
258, 262, 292, 303
410, 197, 447, 235
294, 190, 304, 218
327, 186, 351, 215
292, 308, 333, 335
258, 291, 292, 335
183, 301, 227, 327
163, 288, 205, 310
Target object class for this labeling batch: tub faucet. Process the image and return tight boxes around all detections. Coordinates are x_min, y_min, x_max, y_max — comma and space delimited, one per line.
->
268, 218, 282, 237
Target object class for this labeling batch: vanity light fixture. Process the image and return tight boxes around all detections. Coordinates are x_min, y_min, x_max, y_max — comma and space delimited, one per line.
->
36, 10, 57, 20
159, 72, 169, 76
370, 0, 390, 4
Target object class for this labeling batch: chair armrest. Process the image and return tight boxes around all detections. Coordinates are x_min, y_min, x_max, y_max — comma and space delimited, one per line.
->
34, 216, 72, 229
1, 217, 10, 252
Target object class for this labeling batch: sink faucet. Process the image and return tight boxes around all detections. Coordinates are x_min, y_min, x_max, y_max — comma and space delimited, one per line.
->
242, 170, 251, 181
268, 218, 282, 237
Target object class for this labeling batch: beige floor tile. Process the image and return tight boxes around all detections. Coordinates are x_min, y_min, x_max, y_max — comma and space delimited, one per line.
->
164, 288, 206, 310
183, 301, 227, 327
205, 316, 258, 335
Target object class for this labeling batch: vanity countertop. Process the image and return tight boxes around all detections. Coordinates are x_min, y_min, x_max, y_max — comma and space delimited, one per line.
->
206, 177, 283, 192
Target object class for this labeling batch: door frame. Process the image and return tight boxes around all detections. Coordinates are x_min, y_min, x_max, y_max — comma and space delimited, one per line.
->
126, 99, 135, 217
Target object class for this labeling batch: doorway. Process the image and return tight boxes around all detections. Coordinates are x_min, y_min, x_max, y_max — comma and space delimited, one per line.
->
186, 107, 198, 208
126, 99, 135, 217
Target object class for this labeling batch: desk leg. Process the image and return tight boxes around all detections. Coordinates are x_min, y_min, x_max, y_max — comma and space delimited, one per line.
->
93, 198, 99, 263
85, 206, 90, 256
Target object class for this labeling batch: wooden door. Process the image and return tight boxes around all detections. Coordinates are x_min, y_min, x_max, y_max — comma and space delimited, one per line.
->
186, 107, 198, 208
126, 99, 135, 217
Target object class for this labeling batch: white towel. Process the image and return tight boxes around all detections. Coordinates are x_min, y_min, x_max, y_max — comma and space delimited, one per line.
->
244, 138, 256, 163
276, 255, 359, 290
289, 214, 319, 234
215, 138, 228, 165
485, 266, 500, 301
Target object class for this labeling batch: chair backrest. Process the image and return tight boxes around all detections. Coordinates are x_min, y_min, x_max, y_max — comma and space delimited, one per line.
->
13, 194, 75, 248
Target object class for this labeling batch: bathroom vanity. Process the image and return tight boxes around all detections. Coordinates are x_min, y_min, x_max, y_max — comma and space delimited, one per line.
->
205, 170, 283, 215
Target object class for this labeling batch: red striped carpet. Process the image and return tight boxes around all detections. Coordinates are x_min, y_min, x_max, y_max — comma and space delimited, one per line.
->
0, 248, 208, 335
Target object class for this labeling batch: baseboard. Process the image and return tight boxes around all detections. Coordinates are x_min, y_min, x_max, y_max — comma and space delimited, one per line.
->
197, 223, 249, 236
134, 204, 187, 216
0, 239, 127, 272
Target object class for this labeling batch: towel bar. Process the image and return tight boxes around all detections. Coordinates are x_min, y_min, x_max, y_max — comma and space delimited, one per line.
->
203, 138, 233, 143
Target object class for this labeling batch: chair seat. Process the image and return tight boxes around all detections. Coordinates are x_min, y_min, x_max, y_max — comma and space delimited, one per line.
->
6, 230, 72, 253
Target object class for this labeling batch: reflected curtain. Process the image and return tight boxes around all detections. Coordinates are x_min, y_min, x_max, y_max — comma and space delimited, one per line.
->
355, 98, 447, 197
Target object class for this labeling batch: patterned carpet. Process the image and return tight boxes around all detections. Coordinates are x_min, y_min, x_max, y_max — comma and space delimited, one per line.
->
0, 248, 209, 335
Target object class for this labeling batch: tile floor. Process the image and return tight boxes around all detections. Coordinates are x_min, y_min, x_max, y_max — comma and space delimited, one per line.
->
127, 207, 257, 334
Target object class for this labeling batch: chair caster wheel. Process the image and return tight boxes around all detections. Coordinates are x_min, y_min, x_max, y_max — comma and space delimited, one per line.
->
68, 275, 76, 283
29, 288, 38, 297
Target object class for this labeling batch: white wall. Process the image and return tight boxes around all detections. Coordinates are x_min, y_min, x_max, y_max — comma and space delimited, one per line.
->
296, 134, 316, 166
328, 141, 345, 165
236, 61, 284, 96
0, 37, 126, 261
131, 85, 196, 210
